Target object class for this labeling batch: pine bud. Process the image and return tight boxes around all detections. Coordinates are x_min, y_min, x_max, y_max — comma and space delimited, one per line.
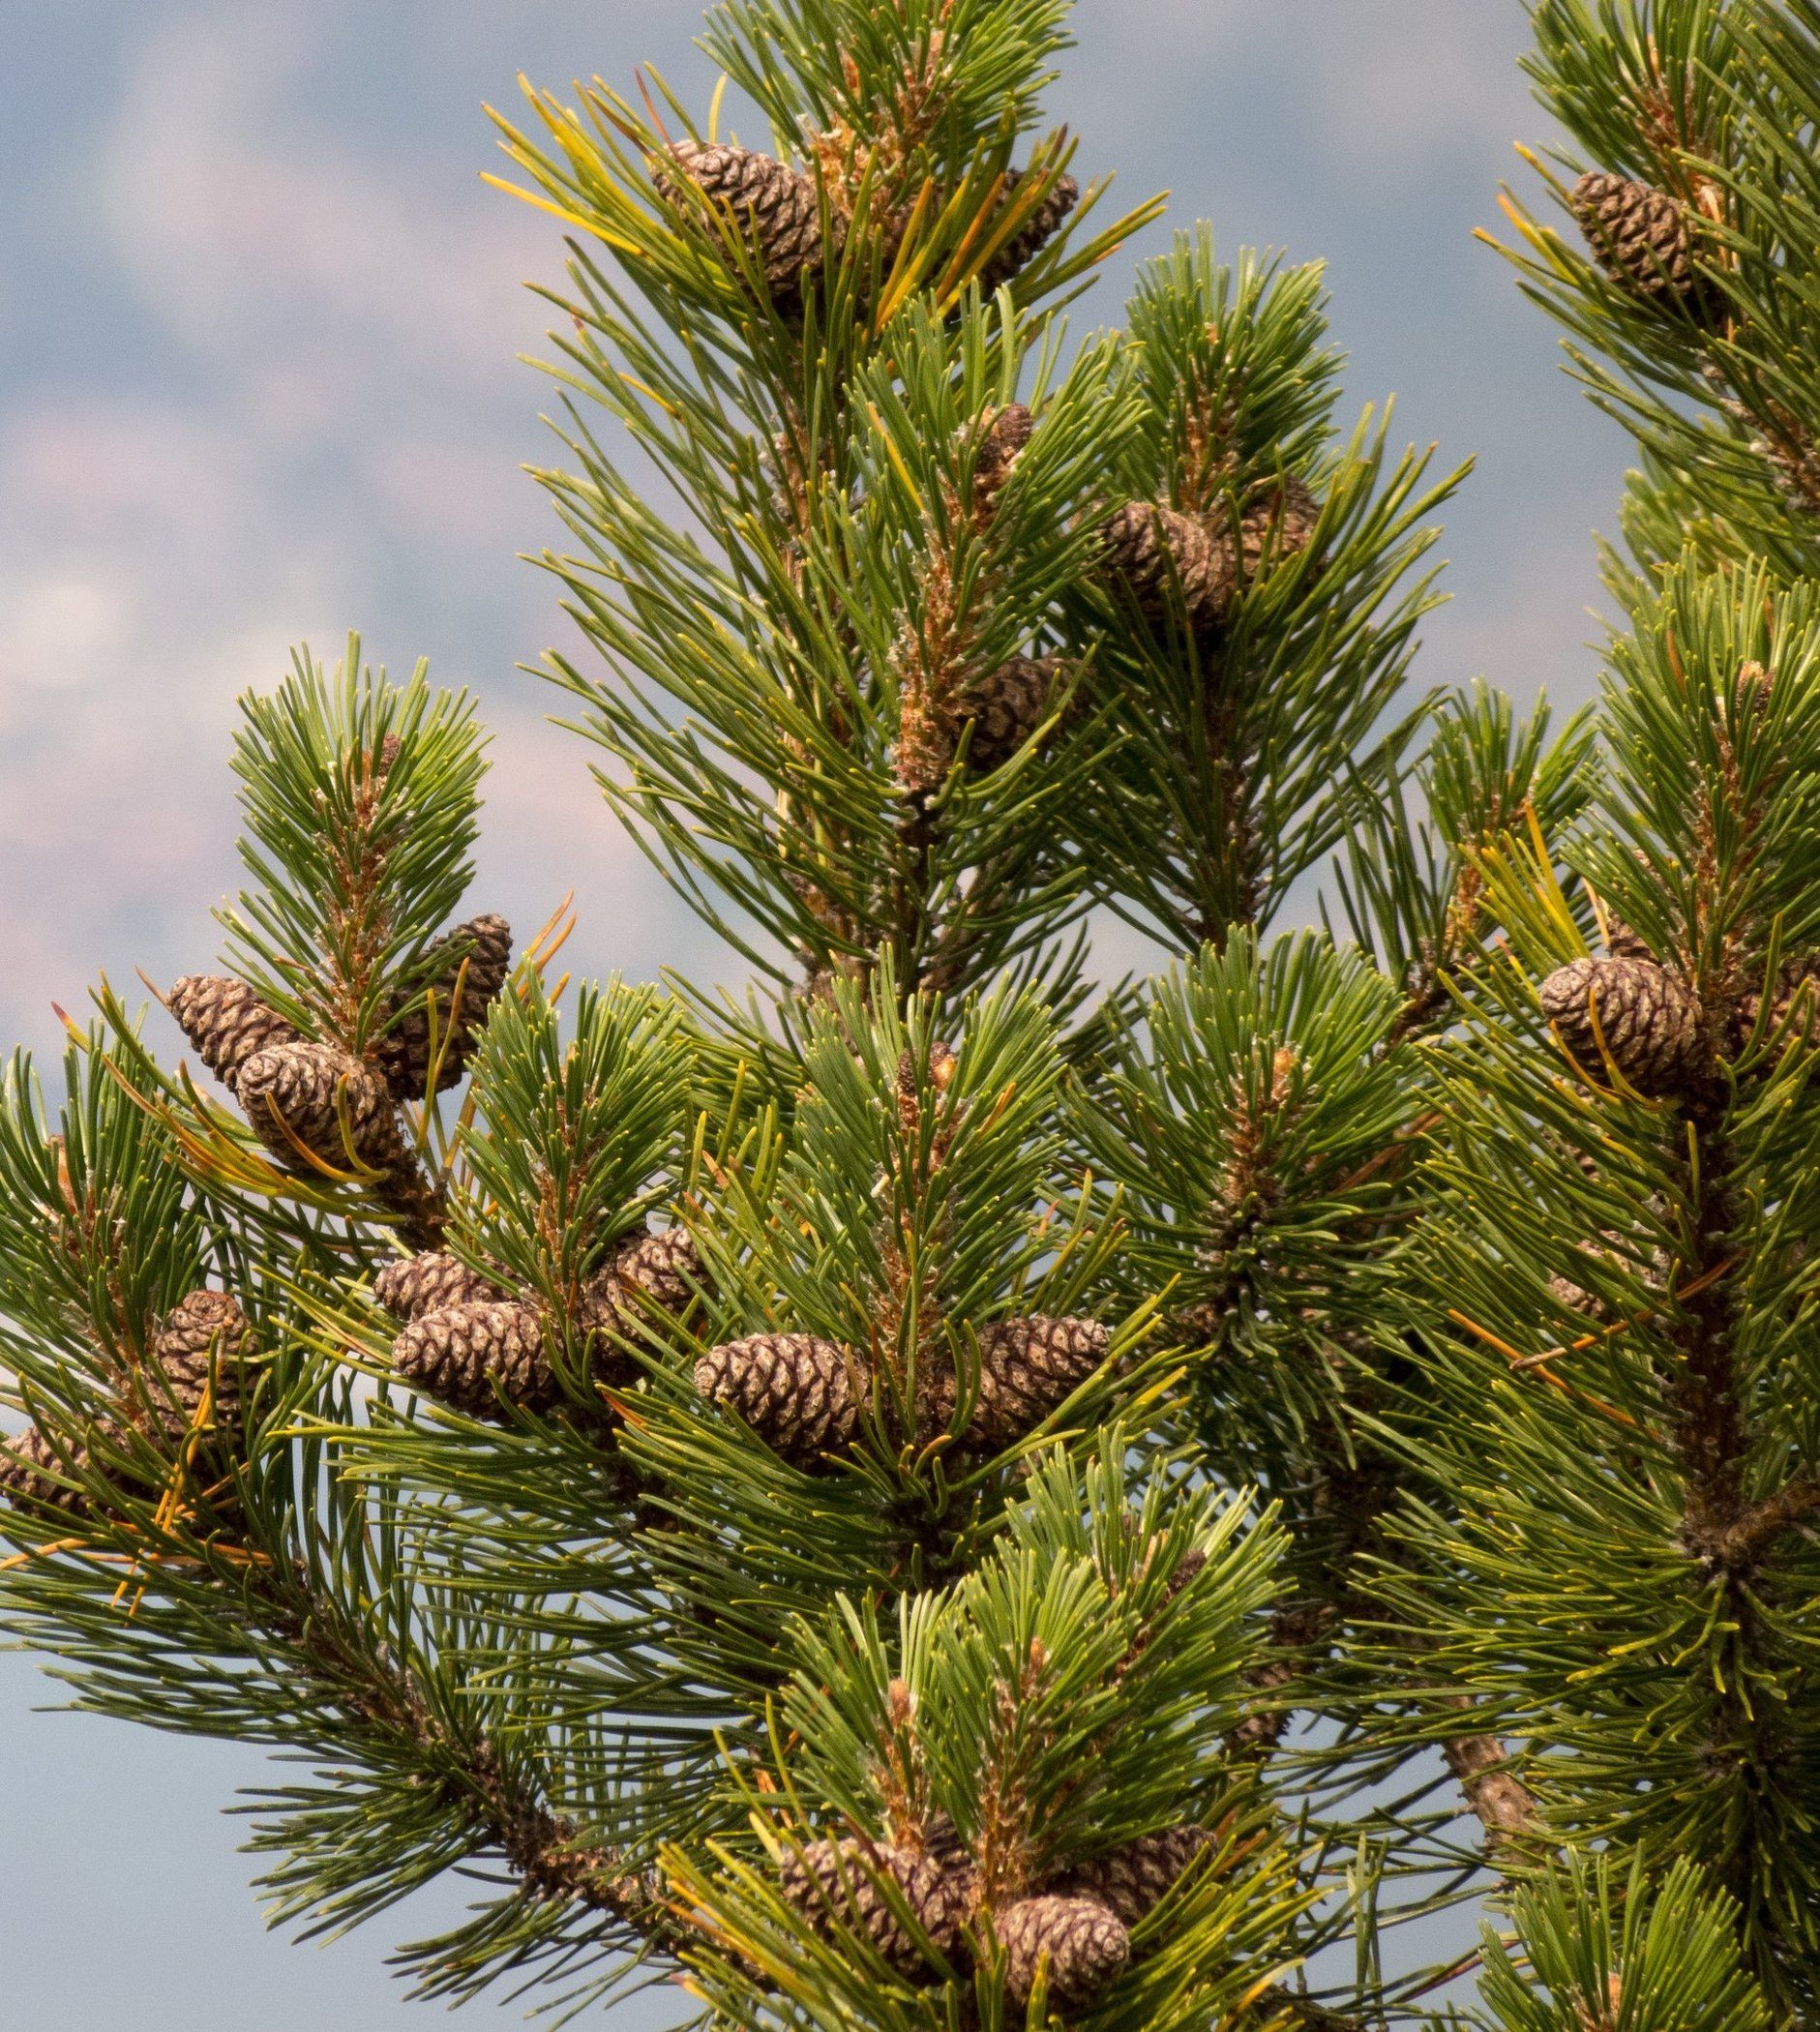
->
1538, 956, 1707, 1098
1570, 172, 1717, 318
377, 914, 512, 1101
1100, 502, 1235, 637
970, 1316, 1110, 1449
694, 1333, 866, 1468
996, 1894, 1129, 2009
656, 141, 830, 309
781, 1838, 967, 1977
391, 1300, 556, 1419
373, 1253, 502, 1322
1056, 1826, 1210, 1925
237, 1041, 404, 1175
166, 976, 298, 1096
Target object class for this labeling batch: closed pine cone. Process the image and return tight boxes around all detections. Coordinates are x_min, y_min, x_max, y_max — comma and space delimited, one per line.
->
578, 1229, 704, 1375
166, 976, 297, 1096
977, 168, 1080, 292
970, 403, 1034, 519
1100, 502, 1235, 637
970, 1316, 1110, 1449
996, 1894, 1130, 2009
373, 1252, 503, 1322
391, 1300, 556, 1419
1057, 1826, 1209, 1926
377, 913, 512, 1101
1538, 956, 1707, 1098
1570, 172, 1716, 317
146, 1289, 252, 1430
781, 1838, 967, 1977
1737, 960, 1820, 1045
694, 1333, 865, 1468
657, 141, 829, 307
237, 1040, 403, 1175
1238, 474, 1323, 580
0, 1425, 92, 1516
958, 657, 1059, 773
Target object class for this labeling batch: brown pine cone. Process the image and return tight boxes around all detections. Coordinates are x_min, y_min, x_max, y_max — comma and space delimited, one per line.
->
0, 1425, 92, 1516
1737, 960, 1820, 1045
971, 403, 1034, 519
147, 1290, 252, 1430
390, 1300, 556, 1419
166, 976, 298, 1096
657, 141, 829, 308
694, 1333, 866, 1468
1238, 474, 1323, 581
376, 913, 512, 1101
1570, 172, 1717, 318
977, 168, 1080, 292
237, 1041, 404, 1175
957, 657, 1059, 773
970, 1316, 1110, 1450
373, 1252, 502, 1322
996, 1894, 1129, 2009
1538, 956, 1708, 1098
1100, 502, 1235, 637
781, 1838, 967, 1978
1056, 1826, 1209, 1926
577, 1229, 704, 1373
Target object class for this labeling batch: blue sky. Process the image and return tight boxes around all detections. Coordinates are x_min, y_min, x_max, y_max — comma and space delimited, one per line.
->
0, 4, 1634, 2024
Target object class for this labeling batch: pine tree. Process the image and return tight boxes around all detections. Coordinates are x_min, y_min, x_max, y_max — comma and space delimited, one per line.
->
4, 2, 1819, 2029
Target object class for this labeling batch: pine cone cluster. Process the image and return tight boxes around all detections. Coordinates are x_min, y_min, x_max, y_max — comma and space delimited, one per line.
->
1570, 171, 1719, 320
376, 914, 513, 1100
1, 1289, 254, 1520
1099, 475, 1321, 642
694, 1315, 1109, 1471
1538, 956, 1710, 1098
377, 1227, 704, 1421
776, 1814, 1202, 2005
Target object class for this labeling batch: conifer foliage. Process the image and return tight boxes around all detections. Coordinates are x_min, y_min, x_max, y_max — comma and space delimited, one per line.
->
5, 0, 1820, 2027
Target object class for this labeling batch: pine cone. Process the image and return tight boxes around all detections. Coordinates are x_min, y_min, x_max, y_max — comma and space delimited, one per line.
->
0, 1425, 92, 1516
970, 1317, 1110, 1449
1538, 956, 1708, 1098
694, 1333, 866, 1468
147, 1289, 252, 1430
1570, 172, 1717, 317
958, 657, 1059, 773
373, 1252, 502, 1322
782, 1838, 967, 1978
1056, 1826, 1209, 1926
977, 168, 1080, 292
390, 1300, 556, 1419
1238, 475, 1323, 581
971, 403, 1034, 519
237, 1041, 404, 1175
657, 141, 829, 307
377, 913, 512, 1101
166, 976, 298, 1096
577, 1229, 704, 1373
1100, 502, 1235, 637
1737, 961, 1820, 1045
996, 1894, 1129, 2009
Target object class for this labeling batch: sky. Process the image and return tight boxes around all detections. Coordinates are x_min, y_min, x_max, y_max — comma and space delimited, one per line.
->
0, 4, 1636, 2026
